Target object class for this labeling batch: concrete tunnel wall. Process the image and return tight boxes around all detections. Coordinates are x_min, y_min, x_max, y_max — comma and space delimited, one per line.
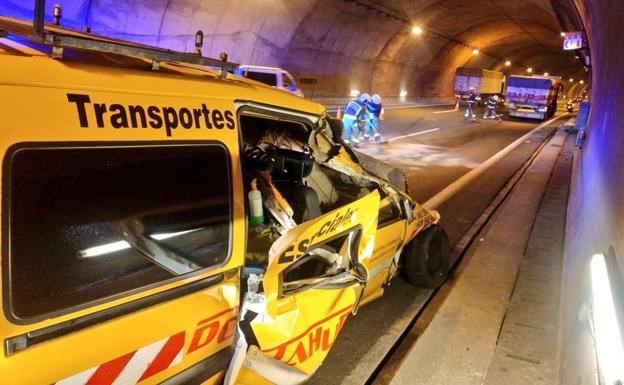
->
3, 0, 587, 98
559, 1, 624, 384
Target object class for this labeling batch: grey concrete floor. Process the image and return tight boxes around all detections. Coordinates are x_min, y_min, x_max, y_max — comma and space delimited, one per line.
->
309, 105, 570, 385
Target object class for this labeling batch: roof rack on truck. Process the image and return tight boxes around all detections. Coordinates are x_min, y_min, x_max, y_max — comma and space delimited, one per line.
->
0, 0, 239, 78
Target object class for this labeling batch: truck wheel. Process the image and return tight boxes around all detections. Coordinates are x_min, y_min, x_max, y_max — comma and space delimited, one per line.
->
403, 224, 450, 288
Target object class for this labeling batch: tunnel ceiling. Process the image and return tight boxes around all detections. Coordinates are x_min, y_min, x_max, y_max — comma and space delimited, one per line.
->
3, 0, 588, 97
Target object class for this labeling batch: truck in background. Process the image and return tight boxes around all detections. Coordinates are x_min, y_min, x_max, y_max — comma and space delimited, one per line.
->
506, 75, 561, 120
454, 67, 505, 103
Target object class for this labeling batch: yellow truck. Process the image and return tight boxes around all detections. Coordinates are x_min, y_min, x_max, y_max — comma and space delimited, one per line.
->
0, 5, 449, 384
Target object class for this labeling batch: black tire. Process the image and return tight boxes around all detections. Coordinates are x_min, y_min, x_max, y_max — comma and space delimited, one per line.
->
403, 224, 450, 288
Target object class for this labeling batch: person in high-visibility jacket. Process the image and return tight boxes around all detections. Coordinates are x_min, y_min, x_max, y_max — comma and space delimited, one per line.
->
365, 93, 384, 143
483, 94, 502, 121
465, 88, 479, 122
341, 93, 370, 146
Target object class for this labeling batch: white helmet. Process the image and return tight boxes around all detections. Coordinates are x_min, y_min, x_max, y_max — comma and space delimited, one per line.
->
372, 94, 382, 105
358, 93, 371, 104
492, 95, 499, 101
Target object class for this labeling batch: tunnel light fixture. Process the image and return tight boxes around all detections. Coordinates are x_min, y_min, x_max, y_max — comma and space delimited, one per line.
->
569, 78, 574, 82
411, 26, 423, 35
590, 253, 624, 385
527, 67, 533, 73
560, 32, 566, 37
580, 80, 584, 84
504, 60, 511, 66
350, 89, 360, 97
400, 90, 408, 97
472, 49, 479, 55
543, 72, 549, 76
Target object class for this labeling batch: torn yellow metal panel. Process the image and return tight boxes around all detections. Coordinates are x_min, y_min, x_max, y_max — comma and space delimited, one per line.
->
241, 192, 380, 380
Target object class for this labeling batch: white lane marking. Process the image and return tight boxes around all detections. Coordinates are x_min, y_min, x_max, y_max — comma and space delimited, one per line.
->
433, 109, 457, 114
326, 103, 453, 112
387, 128, 440, 142
424, 114, 566, 209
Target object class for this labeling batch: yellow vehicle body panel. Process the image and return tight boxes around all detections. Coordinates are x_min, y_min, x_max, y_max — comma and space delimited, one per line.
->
361, 219, 408, 303
0, 33, 264, 384
2, 272, 240, 384
252, 290, 354, 372
232, 192, 380, 382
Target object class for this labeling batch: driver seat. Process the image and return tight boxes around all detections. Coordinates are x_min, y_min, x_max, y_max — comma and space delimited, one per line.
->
270, 148, 322, 223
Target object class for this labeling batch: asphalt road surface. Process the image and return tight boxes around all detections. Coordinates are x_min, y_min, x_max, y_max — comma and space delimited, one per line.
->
309, 104, 570, 385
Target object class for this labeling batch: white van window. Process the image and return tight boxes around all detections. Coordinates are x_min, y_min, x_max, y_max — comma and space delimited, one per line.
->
282, 73, 293, 89
245, 71, 278, 86
6, 144, 231, 319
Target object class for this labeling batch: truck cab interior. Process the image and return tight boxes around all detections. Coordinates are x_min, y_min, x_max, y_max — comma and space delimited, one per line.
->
238, 113, 379, 279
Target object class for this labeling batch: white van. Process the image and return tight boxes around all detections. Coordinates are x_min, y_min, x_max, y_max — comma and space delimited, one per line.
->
236, 65, 304, 97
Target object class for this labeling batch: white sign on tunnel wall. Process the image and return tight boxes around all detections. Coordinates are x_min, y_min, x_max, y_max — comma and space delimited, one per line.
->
563, 32, 585, 50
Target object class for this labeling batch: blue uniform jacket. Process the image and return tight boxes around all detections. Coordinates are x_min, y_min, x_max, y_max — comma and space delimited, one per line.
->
344, 100, 365, 119
367, 102, 383, 117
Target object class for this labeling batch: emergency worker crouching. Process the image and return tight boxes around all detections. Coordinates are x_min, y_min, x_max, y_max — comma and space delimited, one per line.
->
341, 93, 370, 146
364, 94, 385, 143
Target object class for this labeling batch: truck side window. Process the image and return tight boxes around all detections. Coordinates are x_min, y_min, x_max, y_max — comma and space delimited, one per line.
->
6, 144, 231, 320
282, 73, 293, 90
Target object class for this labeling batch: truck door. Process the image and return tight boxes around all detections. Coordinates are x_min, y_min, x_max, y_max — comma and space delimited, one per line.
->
360, 196, 407, 304
234, 191, 379, 384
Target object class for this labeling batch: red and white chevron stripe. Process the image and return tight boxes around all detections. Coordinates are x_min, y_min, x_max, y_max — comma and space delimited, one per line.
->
55, 332, 185, 385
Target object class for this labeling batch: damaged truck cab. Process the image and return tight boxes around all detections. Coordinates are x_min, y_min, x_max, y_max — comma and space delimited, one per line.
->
226, 104, 447, 384
0, 11, 448, 385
